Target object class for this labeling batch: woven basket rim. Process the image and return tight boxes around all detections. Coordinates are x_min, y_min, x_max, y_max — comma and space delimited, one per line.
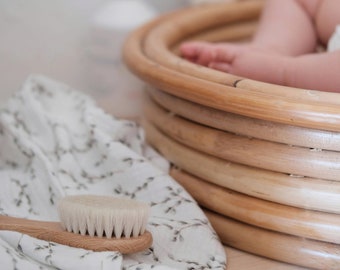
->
123, 0, 340, 131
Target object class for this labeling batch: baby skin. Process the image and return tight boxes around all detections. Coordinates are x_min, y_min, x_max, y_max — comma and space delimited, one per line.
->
180, 0, 340, 92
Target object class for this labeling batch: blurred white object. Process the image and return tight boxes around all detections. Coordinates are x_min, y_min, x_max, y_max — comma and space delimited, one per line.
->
328, 25, 340, 52
93, 1, 156, 29
87, 0, 157, 119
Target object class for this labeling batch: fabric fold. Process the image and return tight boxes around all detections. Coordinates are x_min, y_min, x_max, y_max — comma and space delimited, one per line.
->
0, 75, 226, 270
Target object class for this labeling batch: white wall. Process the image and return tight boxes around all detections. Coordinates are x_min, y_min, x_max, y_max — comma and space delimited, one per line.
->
0, 0, 188, 115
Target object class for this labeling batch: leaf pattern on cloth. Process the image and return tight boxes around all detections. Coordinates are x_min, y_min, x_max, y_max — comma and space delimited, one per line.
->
0, 75, 226, 270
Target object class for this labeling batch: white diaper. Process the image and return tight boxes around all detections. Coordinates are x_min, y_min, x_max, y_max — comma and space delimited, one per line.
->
328, 25, 340, 52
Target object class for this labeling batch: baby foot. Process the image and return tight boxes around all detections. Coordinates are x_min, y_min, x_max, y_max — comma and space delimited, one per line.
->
180, 41, 291, 86
179, 41, 260, 72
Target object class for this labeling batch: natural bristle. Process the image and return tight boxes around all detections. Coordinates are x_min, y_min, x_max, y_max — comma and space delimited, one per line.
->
58, 195, 150, 239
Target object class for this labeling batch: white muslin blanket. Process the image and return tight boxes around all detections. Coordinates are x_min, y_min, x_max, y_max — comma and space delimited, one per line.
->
0, 75, 226, 270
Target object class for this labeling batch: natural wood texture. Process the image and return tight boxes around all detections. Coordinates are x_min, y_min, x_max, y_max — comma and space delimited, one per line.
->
123, 1, 340, 267
143, 5, 257, 86
0, 215, 152, 254
151, 20, 258, 67
147, 87, 340, 151
146, 1, 263, 49
172, 20, 258, 53
170, 168, 340, 244
123, 0, 340, 131
144, 96, 340, 181
205, 210, 340, 270
143, 0, 261, 87
224, 246, 309, 270
143, 0, 340, 106
142, 119, 340, 214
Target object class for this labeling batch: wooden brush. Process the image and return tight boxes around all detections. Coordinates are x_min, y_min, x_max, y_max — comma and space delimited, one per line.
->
0, 195, 152, 254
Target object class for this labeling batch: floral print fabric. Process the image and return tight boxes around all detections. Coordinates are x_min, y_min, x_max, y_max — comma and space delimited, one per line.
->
0, 75, 226, 270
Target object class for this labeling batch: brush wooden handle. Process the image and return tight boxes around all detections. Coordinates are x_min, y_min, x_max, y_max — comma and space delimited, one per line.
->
170, 167, 340, 244
142, 119, 340, 214
144, 96, 340, 181
147, 87, 340, 151
0, 215, 152, 254
205, 210, 340, 270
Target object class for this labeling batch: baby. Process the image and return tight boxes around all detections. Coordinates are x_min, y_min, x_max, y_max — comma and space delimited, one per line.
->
180, 0, 340, 92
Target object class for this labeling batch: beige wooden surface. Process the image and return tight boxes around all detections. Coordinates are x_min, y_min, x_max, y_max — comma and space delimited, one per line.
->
225, 246, 309, 270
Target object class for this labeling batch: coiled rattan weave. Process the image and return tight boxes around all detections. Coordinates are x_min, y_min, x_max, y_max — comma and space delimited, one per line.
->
123, 1, 340, 269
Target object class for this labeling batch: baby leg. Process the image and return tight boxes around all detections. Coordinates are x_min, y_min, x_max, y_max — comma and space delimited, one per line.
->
219, 51, 291, 85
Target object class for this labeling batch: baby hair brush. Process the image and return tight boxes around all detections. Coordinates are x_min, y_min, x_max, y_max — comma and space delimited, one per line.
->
0, 195, 152, 254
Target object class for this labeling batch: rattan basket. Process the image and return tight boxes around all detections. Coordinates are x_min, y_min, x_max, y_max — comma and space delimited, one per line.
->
123, 0, 340, 269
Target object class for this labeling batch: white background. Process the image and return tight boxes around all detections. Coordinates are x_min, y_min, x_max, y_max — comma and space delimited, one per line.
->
0, 0, 189, 117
